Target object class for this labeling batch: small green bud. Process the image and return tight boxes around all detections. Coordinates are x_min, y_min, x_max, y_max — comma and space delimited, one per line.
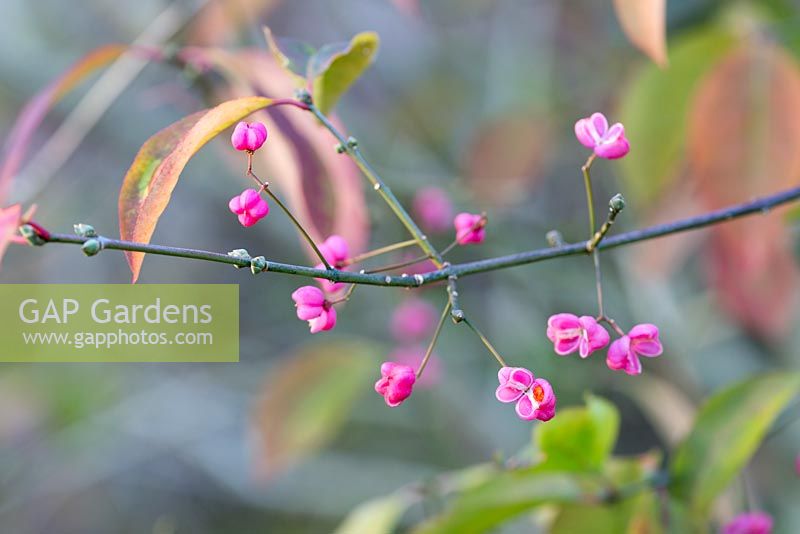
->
19, 225, 46, 246
609, 194, 626, 213
81, 238, 102, 256
73, 223, 97, 237
227, 248, 251, 268
346, 136, 358, 149
294, 89, 312, 105
334, 143, 346, 154
250, 256, 267, 274
545, 230, 564, 247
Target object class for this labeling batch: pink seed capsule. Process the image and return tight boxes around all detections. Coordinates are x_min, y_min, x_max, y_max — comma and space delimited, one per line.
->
231, 121, 268, 152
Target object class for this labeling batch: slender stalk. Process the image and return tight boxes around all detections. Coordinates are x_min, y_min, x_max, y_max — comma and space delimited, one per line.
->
307, 102, 444, 268
582, 154, 597, 235
598, 315, 625, 337
329, 283, 357, 304
246, 154, 332, 270
365, 254, 430, 274
581, 155, 605, 317
441, 213, 487, 257
417, 301, 451, 379
29, 183, 800, 286
592, 250, 605, 318
343, 239, 417, 266
462, 317, 507, 368
439, 240, 458, 257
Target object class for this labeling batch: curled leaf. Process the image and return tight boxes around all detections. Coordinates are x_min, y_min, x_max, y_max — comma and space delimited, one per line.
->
310, 31, 380, 115
118, 96, 273, 282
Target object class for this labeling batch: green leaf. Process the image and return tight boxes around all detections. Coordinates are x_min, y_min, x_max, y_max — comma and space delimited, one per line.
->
310, 31, 380, 115
412, 469, 600, 534
669, 372, 800, 516
334, 493, 411, 534
534, 394, 620, 472
618, 26, 738, 204
552, 491, 662, 534
252, 340, 375, 477
118, 96, 273, 282
263, 26, 316, 86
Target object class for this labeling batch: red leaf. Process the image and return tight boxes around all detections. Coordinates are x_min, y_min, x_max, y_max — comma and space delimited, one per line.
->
687, 44, 800, 338
0, 44, 128, 203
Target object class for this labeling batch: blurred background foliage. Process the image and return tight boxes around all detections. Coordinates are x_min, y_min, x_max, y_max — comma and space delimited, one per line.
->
1, 0, 800, 532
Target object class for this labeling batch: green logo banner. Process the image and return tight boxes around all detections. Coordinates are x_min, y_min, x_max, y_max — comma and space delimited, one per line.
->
0, 284, 239, 362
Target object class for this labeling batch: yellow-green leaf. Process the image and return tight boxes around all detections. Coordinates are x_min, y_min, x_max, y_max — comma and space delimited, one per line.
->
669, 372, 800, 517
335, 493, 411, 534
310, 31, 380, 115
118, 96, 272, 282
251, 340, 375, 478
412, 469, 598, 534
534, 394, 620, 472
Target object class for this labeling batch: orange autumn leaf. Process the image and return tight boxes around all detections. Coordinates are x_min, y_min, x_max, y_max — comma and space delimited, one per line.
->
613, 0, 668, 67
118, 96, 273, 282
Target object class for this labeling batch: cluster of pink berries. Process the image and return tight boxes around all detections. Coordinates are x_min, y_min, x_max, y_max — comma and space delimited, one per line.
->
228, 122, 270, 227
546, 314, 663, 375
230, 112, 655, 424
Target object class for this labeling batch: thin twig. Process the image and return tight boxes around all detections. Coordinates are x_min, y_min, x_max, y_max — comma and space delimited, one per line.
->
307, 102, 445, 268
462, 317, 507, 368
581, 155, 605, 318
29, 183, 800, 286
329, 283, 357, 304
441, 213, 487, 257
343, 239, 417, 266
245, 153, 332, 270
417, 301, 451, 379
365, 254, 430, 274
